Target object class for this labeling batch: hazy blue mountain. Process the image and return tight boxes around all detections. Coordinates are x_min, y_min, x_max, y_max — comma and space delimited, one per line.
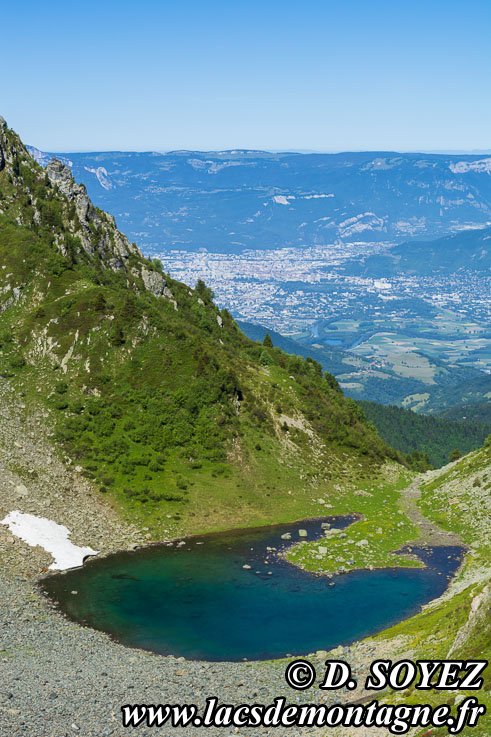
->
346, 226, 491, 275
27, 147, 491, 255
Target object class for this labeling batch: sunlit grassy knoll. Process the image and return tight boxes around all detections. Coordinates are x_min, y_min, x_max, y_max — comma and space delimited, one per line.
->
285, 469, 424, 574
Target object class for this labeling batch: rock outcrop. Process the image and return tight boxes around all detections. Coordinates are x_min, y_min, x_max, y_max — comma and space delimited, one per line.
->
141, 267, 178, 308
45, 158, 138, 266
0, 115, 178, 307
0, 117, 5, 171
0, 115, 15, 171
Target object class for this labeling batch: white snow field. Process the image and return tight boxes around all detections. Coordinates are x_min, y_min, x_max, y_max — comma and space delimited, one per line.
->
1, 510, 99, 570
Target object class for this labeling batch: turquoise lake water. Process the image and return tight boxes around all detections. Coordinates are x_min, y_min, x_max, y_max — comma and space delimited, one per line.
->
41, 517, 463, 661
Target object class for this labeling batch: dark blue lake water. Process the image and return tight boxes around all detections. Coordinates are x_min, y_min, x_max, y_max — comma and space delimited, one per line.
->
41, 517, 463, 661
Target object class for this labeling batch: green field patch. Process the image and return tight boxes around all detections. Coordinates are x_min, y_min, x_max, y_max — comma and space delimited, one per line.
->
285, 471, 422, 574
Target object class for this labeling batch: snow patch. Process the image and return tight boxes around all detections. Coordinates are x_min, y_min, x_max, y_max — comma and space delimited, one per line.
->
1, 511, 99, 570
449, 158, 491, 174
84, 166, 113, 190
273, 195, 294, 205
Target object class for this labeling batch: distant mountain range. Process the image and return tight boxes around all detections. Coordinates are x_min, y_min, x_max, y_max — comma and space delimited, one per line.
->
27, 147, 491, 254
346, 226, 491, 275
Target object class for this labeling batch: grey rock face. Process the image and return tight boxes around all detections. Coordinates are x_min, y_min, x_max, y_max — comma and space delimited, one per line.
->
46, 160, 99, 257
141, 268, 178, 308
108, 256, 125, 271
46, 159, 89, 206
141, 267, 167, 296
0, 116, 175, 304
45, 159, 138, 268
49, 161, 97, 226
0, 117, 11, 171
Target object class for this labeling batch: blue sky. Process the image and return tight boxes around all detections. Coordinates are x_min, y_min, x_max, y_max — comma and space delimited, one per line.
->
2, 0, 490, 152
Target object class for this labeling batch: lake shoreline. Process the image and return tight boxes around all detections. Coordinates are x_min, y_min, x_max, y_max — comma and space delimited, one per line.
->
37, 511, 361, 582
0, 386, 486, 733
39, 511, 465, 662
0, 541, 482, 737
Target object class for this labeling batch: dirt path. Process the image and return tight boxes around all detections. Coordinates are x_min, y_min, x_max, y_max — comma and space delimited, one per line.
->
400, 472, 463, 547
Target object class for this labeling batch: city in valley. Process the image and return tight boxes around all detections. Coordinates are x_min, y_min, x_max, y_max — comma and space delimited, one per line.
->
155, 242, 491, 405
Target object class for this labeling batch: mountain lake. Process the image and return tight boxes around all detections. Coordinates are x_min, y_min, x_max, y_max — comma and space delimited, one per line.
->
41, 516, 464, 661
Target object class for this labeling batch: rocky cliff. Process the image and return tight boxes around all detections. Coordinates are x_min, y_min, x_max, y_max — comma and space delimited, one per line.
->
0, 117, 176, 304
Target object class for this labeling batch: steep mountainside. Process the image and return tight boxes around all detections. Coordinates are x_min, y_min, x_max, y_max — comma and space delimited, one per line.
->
0, 117, 402, 538
358, 400, 491, 467
347, 225, 491, 276
27, 147, 491, 254
239, 321, 486, 412
439, 400, 491, 424
237, 319, 361, 376
417, 372, 491, 414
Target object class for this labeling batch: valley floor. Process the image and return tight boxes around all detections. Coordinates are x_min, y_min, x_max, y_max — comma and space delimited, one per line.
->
0, 382, 489, 737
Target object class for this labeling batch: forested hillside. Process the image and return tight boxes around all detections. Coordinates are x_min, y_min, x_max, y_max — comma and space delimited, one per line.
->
439, 401, 491, 424
359, 400, 491, 467
238, 320, 355, 376
419, 373, 491, 414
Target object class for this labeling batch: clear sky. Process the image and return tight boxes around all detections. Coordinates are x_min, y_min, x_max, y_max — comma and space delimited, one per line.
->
2, 0, 490, 152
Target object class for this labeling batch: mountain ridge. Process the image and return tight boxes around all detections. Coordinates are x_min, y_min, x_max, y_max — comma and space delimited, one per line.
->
346, 225, 491, 276
0, 116, 404, 538
26, 145, 491, 254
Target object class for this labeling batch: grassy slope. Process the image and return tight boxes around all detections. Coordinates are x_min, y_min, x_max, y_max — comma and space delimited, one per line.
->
287, 438, 489, 585
286, 467, 426, 574
0, 119, 404, 540
316, 441, 490, 736
372, 444, 491, 736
